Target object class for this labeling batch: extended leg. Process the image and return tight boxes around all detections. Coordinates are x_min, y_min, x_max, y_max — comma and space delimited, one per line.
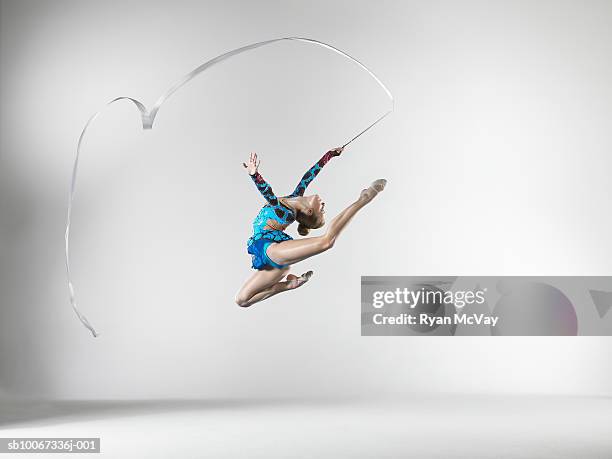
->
266, 179, 387, 266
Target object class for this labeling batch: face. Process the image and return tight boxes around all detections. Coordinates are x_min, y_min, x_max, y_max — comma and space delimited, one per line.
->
305, 194, 325, 227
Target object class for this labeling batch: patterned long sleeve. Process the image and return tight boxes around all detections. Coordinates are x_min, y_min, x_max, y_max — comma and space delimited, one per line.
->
249, 172, 281, 207
289, 150, 337, 197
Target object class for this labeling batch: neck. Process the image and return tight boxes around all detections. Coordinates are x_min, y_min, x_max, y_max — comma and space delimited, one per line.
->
280, 196, 306, 213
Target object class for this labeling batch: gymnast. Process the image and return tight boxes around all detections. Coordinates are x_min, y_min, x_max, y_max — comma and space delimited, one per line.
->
235, 147, 386, 307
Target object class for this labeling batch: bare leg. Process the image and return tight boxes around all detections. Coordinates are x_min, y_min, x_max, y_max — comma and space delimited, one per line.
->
235, 267, 313, 307
238, 271, 314, 307
266, 179, 387, 266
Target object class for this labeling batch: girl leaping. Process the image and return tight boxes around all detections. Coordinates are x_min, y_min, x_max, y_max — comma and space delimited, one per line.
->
235, 147, 386, 307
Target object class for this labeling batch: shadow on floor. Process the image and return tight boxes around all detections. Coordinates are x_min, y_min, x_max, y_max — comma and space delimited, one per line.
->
0, 397, 356, 428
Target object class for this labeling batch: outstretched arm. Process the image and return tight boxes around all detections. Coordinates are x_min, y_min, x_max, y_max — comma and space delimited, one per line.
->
290, 147, 344, 197
243, 152, 281, 207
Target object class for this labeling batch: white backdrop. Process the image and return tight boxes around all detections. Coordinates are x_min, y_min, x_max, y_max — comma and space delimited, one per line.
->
1, 0, 611, 399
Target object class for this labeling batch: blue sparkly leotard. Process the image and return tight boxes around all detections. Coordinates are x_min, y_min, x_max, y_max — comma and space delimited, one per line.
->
246, 150, 337, 270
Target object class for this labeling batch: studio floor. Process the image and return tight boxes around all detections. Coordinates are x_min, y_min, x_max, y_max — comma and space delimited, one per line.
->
1, 395, 610, 458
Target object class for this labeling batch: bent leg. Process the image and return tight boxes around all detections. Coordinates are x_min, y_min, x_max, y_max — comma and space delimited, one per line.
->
235, 267, 314, 307
238, 279, 294, 307
235, 267, 289, 307
239, 271, 313, 307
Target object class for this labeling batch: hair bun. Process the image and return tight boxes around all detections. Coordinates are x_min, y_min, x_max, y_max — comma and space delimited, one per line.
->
297, 223, 310, 236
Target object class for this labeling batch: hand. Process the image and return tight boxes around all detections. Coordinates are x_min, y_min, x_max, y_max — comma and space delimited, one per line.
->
328, 146, 344, 157
243, 152, 260, 175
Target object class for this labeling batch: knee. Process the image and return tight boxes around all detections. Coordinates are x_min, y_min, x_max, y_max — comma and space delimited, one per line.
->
234, 294, 251, 308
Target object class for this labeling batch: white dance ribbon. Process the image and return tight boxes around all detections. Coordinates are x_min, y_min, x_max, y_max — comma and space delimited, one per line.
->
66, 37, 394, 337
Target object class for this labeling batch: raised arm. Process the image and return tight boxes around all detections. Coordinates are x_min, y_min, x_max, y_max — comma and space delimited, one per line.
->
290, 147, 343, 197
243, 152, 281, 206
